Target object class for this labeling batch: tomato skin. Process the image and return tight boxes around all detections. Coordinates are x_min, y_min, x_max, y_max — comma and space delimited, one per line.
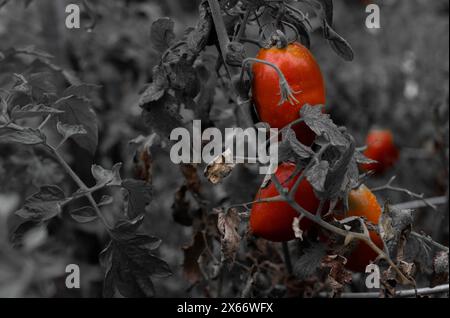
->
252, 43, 326, 145
250, 163, 321, 242
344, 185, 384, 272
362, 129, 399, 174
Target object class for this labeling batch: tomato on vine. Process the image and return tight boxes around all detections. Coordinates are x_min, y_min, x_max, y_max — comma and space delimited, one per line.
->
343, 185, 384, 272
252, 42, 326, 145
362, 129, 400, 175
250, 162, 321, 242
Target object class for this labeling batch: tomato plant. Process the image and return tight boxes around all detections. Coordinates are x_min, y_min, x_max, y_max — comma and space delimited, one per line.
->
0, 0, 448, 299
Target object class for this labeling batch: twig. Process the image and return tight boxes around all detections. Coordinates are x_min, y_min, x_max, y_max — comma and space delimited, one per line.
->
410, 232, 449, 253
371, 176, 437, 210
320, 284, 449, 298
392, 196, 447, 211
38, 115, 52, 130
207, 0, 253, 127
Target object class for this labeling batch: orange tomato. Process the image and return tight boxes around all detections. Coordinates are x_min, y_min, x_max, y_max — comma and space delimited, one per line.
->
252, 43, 326, 145
344, 185, 384, 272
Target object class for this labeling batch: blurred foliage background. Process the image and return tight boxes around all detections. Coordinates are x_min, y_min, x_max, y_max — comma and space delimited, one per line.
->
0, 0, 448, 297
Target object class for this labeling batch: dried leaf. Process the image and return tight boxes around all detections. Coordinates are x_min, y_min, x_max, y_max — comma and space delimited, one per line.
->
182, 232, 206, 284
217, 208, 241, 264
204, 149, 236, 184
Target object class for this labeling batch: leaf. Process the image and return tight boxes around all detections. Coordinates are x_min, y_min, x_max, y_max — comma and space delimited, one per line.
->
0, 95, 8, 124
204, 148, 236, 184
150, 18, 176, 53
55, 96, 98, 155
321, 255, 352, 296
0, 127, 46, 145
217, 208, 241, 264
91, 163, 122, 187
142, 94, 183, 139
172, 185, 193, 227
322, 135, 356, 200
323, 22, 354, 62
139, 66, 169, 105
15, 185, 68, 222
432, 251, 449, 286
11, 104, 64, 120
27, 72, 57, 100
300, 105, 348, 147
98, 195, 114, 207
306, 160, 329, 193
57, 121, 87, 140
283, 128, 314, 160
11, 74, 31, 94
182, 231, 206, 284
379, 204, 414, 258
294, 243, 328, 280
121, 179, 153, 219
100, 225, 171, 298
63, 84, 101, 100
70, 206, 98, 223
354, 150, 377, 165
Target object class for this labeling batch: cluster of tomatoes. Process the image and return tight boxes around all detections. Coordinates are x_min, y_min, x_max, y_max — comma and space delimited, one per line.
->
249, 42, 400, 272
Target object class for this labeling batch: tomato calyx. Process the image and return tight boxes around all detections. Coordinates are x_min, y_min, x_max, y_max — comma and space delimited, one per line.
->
243, 57, 300, 106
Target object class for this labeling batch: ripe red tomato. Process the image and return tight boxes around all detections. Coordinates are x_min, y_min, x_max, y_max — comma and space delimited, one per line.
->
250, 163, 321, 242
362, 129, 399, 174
344, 185, 384, 272
252, 42, 326, 145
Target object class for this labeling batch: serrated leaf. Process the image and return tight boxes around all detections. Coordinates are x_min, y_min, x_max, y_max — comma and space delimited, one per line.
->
91, 163, 122, 187
15, 185, 68, 222
321, 136, 356, 200
11, 104, 64, 120
55, 96, 98, 155
57, 121, 87, 140
121, 179, 153, 219
300, 105, 348, 147
70, 206, 98, 223
150, 18, 176, 53
0, 127, 45, 145
100, 226, 171, 298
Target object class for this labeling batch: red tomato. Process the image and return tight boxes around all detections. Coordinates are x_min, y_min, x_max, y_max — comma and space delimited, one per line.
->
252, 43, 326, 145
250, 163, 321, 242
362, 129, 399, 174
